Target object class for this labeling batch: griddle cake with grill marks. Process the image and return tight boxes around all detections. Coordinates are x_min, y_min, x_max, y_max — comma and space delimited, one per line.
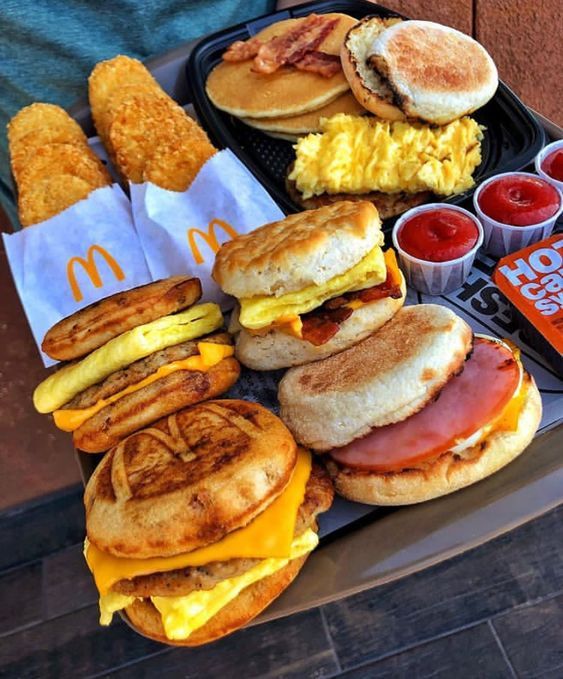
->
85, 400, 298, 558
112, 462, 333, 597
43, 276, 202, 361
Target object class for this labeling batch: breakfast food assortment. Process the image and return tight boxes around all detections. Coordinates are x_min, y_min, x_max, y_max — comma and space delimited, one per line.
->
83, 400, 333, 645
8, 3, 561, 651
8, 103, 112, 226
33, 277, 240, 452
213, 201, 405, 370
89, 55, 216, 190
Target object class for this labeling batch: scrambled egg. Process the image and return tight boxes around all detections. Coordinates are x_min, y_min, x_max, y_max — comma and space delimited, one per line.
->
289, 114, 484, 199
239, 244, 386, 330
33, 303, 223, 413
98, 529, 318, 640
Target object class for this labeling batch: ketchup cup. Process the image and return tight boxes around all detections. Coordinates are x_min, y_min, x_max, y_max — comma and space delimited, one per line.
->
535, 139, 563, 193
392, 204, 484, 296
473, 171, 563, 258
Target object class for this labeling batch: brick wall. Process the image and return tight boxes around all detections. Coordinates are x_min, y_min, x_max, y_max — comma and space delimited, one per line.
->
379, 0, 562, 126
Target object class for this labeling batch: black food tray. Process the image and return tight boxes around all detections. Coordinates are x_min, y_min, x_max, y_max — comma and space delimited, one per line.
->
187, 0, 545, 226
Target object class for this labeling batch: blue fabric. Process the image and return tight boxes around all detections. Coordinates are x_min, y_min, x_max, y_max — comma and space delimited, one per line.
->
0, 0, 275, 226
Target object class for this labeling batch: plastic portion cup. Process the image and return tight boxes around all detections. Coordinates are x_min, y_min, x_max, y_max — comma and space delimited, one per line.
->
392, 203, 484, 296
535, 139, 563, 193
473, 171, 563, 258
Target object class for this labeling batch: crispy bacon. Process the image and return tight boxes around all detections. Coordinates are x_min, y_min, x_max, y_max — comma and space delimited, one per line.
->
294, 51, 342, 78
301, 306, 353, 346
223, 37, 263, 62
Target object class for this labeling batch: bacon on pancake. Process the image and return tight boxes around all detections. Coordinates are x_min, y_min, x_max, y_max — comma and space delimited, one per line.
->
294, 51, 342, 78
223, 37, 263, 62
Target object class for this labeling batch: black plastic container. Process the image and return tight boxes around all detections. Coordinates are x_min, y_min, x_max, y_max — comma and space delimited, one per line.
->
187, 0, 545, 227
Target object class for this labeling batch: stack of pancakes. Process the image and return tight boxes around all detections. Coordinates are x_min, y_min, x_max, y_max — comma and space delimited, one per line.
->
206, 13, 364, 142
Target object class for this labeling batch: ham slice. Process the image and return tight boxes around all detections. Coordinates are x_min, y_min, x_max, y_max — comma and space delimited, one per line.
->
329, 337, 522, 471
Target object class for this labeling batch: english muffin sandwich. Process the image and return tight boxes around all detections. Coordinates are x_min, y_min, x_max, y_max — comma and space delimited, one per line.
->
83, 399, 333, 646
341, 18, 498, 124
33, 277, 240, 452
279, 304, 542, 505
212, 201, 405, 370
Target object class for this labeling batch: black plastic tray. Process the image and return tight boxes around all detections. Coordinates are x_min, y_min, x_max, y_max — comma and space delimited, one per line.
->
187, 0, 545, 225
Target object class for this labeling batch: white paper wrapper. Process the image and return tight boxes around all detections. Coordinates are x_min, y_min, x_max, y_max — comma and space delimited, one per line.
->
3, 185, 152, 366
130, 149, 285, 307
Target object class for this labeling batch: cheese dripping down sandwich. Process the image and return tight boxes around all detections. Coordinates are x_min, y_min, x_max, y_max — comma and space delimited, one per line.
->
212, 201, 405, 371
279, 304, 542, 505
33, 277, 240, 453
83, 400, 334, 645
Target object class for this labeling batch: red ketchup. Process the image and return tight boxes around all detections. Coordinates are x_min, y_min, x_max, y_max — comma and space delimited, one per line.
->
397, 208, 479, 262
478, 175, 560, 226
542, 148, 563, 182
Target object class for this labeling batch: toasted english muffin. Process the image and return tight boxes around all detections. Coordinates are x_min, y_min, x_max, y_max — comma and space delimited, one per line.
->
42, 276, 202, 361
279, 304, 473, 450
125, 555, 308, 646
231, 272, 406, 370
367, 20, 498, 124
206, 14, 356, 120
340, 16, 405, 120
326, 374, 542, 505
85, 400, 298, 558
213, 201, 383, 298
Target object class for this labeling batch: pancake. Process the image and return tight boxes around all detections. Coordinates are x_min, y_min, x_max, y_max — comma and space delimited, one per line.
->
85, 400, 298, 558
241, 91, 366, 136
206, 13, 356, 119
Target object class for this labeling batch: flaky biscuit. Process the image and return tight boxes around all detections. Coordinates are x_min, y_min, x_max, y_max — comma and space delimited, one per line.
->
18, 174, 99, 227
17, 143, 111, 195
89, 55, 162, 143
213, 201, 383, 298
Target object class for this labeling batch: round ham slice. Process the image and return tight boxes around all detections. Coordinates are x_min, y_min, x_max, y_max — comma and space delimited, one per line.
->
329, 337, 521, 471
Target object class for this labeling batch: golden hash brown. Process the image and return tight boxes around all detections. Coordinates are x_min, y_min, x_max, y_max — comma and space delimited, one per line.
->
17, 143, 111, 195
142, 127, 216, 191
109, 94, 193, 183
89, 55, 162, 143
8, 103, 84, 147
18, 174, 98, 226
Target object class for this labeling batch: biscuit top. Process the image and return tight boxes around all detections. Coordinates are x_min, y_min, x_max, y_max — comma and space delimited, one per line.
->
84, 400, 298, 558
213, 201, 383, 298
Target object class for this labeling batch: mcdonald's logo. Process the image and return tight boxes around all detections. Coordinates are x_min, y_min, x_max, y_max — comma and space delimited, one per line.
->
187, 218, 238, 265
66, 244, 125, 302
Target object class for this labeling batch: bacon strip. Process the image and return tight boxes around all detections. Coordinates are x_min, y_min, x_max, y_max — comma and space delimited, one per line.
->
223, 37, 264, 62
294, 51, 342, 78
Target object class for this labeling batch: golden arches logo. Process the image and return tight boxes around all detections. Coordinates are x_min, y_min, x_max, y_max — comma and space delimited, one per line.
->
66, 244, 125, 302
187, 218, 238, 264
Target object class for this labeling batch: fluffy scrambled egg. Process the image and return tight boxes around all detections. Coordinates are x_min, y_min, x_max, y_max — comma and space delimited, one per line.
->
289, 114, 484, 199
239, 243, 386, 329
98, 529, 318, 640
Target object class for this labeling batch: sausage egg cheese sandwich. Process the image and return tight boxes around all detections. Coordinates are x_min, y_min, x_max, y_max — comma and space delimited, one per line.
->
212, 201, 405, 370
33, 277, 240, 452
279, 304, 542, 504
83, 399, 333, 645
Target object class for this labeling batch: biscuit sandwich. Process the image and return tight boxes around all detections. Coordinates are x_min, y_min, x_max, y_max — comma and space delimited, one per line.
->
341, 17, 498, 125
279, 304, 542, 505
212, 201, 405, 371
33, 277, 240, 453
83, 399, 334, 645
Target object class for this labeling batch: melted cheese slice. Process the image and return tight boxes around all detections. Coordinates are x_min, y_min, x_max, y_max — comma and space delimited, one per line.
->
34, 303, 223, 413
239, 245, 386, 330
98, 529, 318, 636
53, 343, 234, 432
85, 448, 312, 596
